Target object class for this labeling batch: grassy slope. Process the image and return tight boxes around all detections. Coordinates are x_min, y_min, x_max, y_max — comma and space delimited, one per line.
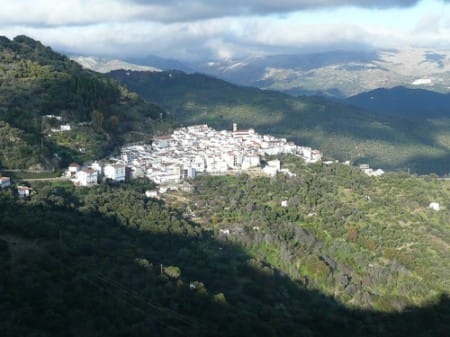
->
109, 69, 450, 174
184, 158, 450, 311
0, 36, 171, 169
0, 162, 449, 336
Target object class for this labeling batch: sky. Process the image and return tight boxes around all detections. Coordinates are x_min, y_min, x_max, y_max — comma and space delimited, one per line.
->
1, 0, 450, 61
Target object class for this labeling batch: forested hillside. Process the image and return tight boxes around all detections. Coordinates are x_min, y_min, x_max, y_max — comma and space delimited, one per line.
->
0, 157, 449, 336
346, 86, 450, 118
0, 36, 171, 169
109, 69, 450, 175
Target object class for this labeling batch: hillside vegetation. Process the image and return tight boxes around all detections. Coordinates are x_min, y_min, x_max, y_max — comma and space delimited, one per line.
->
346, 86, 450, 118
0, 36, 171, 169
109, 69, 450, 174
0, 158, 449, 336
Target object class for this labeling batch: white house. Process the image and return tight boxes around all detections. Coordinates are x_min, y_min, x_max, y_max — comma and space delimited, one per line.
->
145, 190, 159, 199
429, 202, 440, 211
68, 163, 80, 177
104, 163, 126, 182
17, 186, 32, 198
241, 154, 260, 170
91, 161, 103, 175
181, 167, 196, 179
267, 159, 281, 171
219, 229, 231, 236
60, 124, 71, 131
75, 168, 98, 186
0, 176, 11, 189
310, 150, 323, 163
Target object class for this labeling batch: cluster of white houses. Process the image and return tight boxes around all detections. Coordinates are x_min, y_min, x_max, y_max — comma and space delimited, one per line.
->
66, 162, 125, 187
67, 123, 323, 187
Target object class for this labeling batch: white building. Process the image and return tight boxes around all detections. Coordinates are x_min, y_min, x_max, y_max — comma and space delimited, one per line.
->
0, 176, 11, 189
60, 124, 71, 131
145, 190, 159, 199
75, 169, 98, 186
67, 163, 81, 177
241, 154, 260, 170
91, 161, 103, 175
17, 186, 32, 198
104, 163, 126, 182
429, 202, 440, 211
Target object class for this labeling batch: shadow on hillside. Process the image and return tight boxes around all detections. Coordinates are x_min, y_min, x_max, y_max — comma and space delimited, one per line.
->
0, 193, 449, 337
267, 112, 450, 175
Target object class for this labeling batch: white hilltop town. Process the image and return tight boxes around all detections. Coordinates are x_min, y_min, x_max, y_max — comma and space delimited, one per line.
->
64, 123, 383, 191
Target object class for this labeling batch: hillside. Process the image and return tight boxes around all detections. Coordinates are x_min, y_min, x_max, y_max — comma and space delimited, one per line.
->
0, 35, 171, 170
346, 86, 450, 118
0, 159, 449, 336
108, 69, 450, 174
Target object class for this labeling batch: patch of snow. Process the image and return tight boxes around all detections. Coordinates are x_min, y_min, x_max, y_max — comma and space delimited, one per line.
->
412, 78, 432, 85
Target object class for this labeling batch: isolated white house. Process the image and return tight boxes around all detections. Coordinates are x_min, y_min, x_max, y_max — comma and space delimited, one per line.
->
17, 186, 32, 198
0, 177, 11, 189
429, 202, 440, 211
60, 124, 71, 131
104, 163, 126, 182
145, 190, 159, 199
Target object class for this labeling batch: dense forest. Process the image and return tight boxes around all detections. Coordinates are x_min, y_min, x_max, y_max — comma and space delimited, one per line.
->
1, 156, 449, 336
0, 35, 172, 169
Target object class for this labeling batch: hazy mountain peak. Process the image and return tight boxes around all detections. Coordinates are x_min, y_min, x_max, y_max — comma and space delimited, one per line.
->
72, 56, 162, 73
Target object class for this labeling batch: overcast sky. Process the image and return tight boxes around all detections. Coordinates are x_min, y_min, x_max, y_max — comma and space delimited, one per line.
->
1, 0, 450, 61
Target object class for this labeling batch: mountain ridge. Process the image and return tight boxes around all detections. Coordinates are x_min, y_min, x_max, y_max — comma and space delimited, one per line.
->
77, 47, 450, 98
0, 35, 171, 169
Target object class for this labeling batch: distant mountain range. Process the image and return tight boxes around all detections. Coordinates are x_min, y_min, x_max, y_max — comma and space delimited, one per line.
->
197, 48, 450, 97
75, 48, 450, 98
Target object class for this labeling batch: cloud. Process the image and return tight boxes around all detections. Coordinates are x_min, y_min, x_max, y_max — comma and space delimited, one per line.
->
0, 0, 423, 26
1, 16, 409, 61
1, 0, 450, 61
126, 1, 422, 22
414, 13, 443, 33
